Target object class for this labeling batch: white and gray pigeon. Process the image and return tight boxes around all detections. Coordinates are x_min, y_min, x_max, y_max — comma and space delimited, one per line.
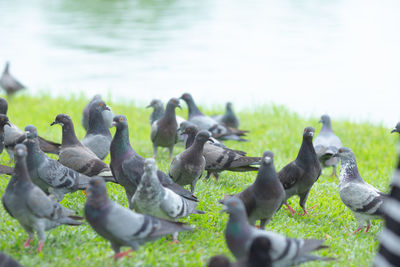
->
23, 125, 91, 201
0, 61, 26, 97
150, 98, 181, 159
1, 144, 84, 253
222, 197, 333, 265
131, 158, 204, 241
51, 114, 112, 177
81, 99, 112, 160
81, 94, 114, 131
314, 115, 342, 177
180, 93, 248, 141
110, 115, 198, 208
278, 127, 321, 216
222, 151, 285, 229
180, 122, 260, 180
212, 102, 240, 129
391, 122, 400, 134
169, 130, 210, 193
84, 177, 192, 259
375, 146, 400, 266
334, 147, 386, 233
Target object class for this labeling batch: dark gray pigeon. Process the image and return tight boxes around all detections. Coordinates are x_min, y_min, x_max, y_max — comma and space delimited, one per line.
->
0, 113, 11, 154
84, 177, 192, 259
110, 115, 198, 208
1, 144, 83, 253
278, 127, 321, 216
314, 115, 342, 177
81, 95, 114, 131
180, 123, 260, 180
222, 151, 285, 229
180, 93, 248, 141
51, 114, 112, 177
222, 197, 333, 265
0, 252, 24, 267
150, 98, 181, 159
213, 102, 240, 129
81, 99, 112, 160
169, 130, 210, 193
391, 122, 400, 134
334, 147, 385, 233
0, 62, 26, 97
23, 125, 91, 201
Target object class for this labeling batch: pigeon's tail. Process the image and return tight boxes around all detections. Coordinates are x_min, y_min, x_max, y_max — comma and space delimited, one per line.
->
193, 209, 205, 214
101, 176, 118, 183
0, 164, 14, 175
217, 134, 248, 142
60, 217, 85, 226
98, 170, 114, 177
299, 239, 328, 254
38, 136, 61, 155
294, 255, 335, 265
228, 166, 259, 172
68, 215, 85, 221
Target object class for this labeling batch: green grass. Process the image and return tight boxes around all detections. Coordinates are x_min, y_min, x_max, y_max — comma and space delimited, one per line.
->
0, 94, 397, 266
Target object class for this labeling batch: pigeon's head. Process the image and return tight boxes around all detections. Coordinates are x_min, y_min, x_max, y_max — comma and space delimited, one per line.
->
14, 144, 27, 158
146, 99, 163, 109
91, 94, 102, 102
51, 114, 72, 127
207, 255, 231, 267
0, 97, 8, 115
226, 102, 233, 110
180, 122, 199, 136
179, 93, 193, 102
195, 130, 211, 144
262, 151, 274, 165
249, 236, 272, 265
391, 122, 400, 134
24, 125, 38, 139
86, 177, 107, 198
167, 98, 181, 109
90, 99, 110, 113
319, 114, 331, 125
303, 127, 315, 139
333, 147, 354, 160
4, 61, 10, 73
112, 115, 128, 129
0, 114, 10, 129
220, 197, 246, 216
144, 158, 157, 173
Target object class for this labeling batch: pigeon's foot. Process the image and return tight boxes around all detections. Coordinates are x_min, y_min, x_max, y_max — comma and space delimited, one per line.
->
354, 227, 363, 234
300, 204, 317, 216
113, 249, 133, 260
284, 203, 297, 216
213, 172, 220, 181
37, 242, 44, 253
23, 238, 32, 248
365, 225, 371, 233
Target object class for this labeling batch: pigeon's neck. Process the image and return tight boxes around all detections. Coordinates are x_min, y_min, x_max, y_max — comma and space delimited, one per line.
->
185, 98, 203, 119
61, 122, 81, 146
226, 211, 251, 236
150, 106, 164, 124
139, 171, 163, 193
111, 125, 133, 159
85, 196, 111, 225
184, 132, 196, 149
223, 107, 235, 122
339, 157, 362, 182
296, 137, 317, 164
87, 109, 111, 136
0, 102, 7, 115
254, 164, 278, 187
190, 139, 206, 154
14, 156, 32, 184
3, 64, 9, 74
25, 139, 46, 167
321, 121, 333, 132
163, 104, 177, 121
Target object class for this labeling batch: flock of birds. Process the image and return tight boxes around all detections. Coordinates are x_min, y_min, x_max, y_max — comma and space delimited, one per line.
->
0, 62, 399, 267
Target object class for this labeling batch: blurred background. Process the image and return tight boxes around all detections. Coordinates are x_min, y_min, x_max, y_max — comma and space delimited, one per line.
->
0, 0, 399, 125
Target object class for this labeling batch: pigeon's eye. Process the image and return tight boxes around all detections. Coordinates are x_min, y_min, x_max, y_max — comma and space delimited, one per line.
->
119, 117, 124, 122
99, 102, 104, 107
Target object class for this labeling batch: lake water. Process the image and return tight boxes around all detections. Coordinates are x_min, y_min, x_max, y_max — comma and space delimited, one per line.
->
0, 0, 399, 126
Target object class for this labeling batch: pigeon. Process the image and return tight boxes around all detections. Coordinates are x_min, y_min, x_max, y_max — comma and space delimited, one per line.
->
23, 125, 91, 201
110, 115, 198, 208
0, 113, 11, 154
334, 147, 385, 233
180, 93, 248, 141
81, 94, 114, 131
180, 122, 260, 179
213, 102, 240, 129
278, 127, 321, 216
81, 99, 112, 160
0, 62, 26, 97
0, 252, 24, 267
84, 177, 192, 259
222, 151, 285, 229
150, 98, 181, 159
391, 122, 400, 134
375, 145, 400, 266
314, 115, 342, 177
51, 114, 112, 177
1, 144, 83, 253
147, 99, 165, 125
0, 97, 61, 158
169, 130, 210, 193
222, 197, 333, 265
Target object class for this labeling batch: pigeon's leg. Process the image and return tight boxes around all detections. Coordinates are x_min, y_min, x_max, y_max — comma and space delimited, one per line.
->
205, 171, 211, 179
213, 172, 220, 181
259, 219, 267, 229
284, 203, 297, 216
113, 250, 133, 260
354, 217, 364, 234
172, 232, 179, 244
299, 191, 311, 216
23, 227, 34, 248
168, 146, 174, 161
37, 228, 46, 253
126, 191, 134, 209
365, 221, 371, 233
190, 181, 196, 193
152, 144, 158, 159
330, 166, 337, 178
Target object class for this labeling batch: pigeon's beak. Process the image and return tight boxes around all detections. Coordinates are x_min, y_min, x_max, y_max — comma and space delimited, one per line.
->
208, 138, 214, 143
5, 121, 11, 127
177, 104, 182, 110
146, 104, 152, 108
263, 156, 272, 164
50, 121, 57, 126
111, 121, 117, 127
105, 106, 110, 111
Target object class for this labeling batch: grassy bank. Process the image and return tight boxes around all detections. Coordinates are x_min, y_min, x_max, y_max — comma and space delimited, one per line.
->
0, 94, 397, 266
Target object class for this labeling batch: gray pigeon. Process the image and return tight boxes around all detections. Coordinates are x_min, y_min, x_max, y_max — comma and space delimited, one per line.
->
314, 115, 342, 177
278, 127, 321, 216
222, 151, 285, 229
213, 102, 240, 129
180, 93, 248, 141
391, 122, 400, 134
0, 62, 26, 97
150, 98, 181, 159
180, 123, 260, 179
51, 114, 112, 177
222, 197, 333, 265
0, 113, 11, 154
81, 99, 112, 160
131, 158, 203, 242
23, 125, 91, 201
147, 99, 165, 125
81, 95, 114, 131
84, 177, 192, 259
0, 252, 24, 267
110, 115, 198, 208
169, 130, 210, 193
1, 144, 83, 253
334, 147, 385, 233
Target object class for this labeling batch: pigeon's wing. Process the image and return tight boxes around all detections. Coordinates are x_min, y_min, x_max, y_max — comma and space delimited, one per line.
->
38, 136, 61, 155
168, 155, 183, 180
237, 187, 257, 216
340, 181, 384, 214
150, 121, 159, 142
26, 187, 55, 219
1, 196, 14, 218
0, 164, 14, 175
158, 170, 198, 202
278, 162, 305, 190
3, 124, 24, 146
37, 157, 80, 189
160, 188, 187, 219
120, 155, 144, 187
